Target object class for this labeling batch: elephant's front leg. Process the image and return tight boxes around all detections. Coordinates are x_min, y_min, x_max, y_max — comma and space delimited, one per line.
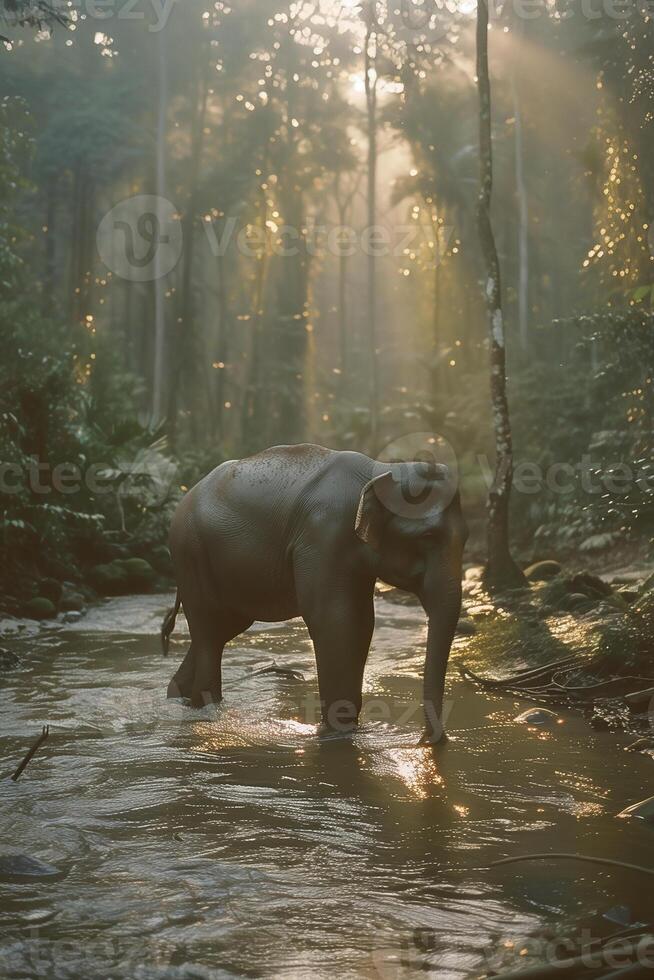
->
302, 587, 375, 735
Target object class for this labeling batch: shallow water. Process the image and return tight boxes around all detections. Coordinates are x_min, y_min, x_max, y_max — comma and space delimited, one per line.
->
0, 594, 651, 979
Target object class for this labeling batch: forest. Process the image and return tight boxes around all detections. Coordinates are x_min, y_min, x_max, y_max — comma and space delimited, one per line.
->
1, 0, 653, 977
0, 0, 652, 602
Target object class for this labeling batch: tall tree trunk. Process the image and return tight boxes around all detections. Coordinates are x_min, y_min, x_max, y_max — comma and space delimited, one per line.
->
43, 174, 57, 316
337, 199, 348, 377
476, 0, 526, 590
69, 161, 83, 322
272, 180, 309, 444
241, 120, 271, 448
333, 170, 361, 382
511, 33, 529, 353
167, 52, 210, 447
71, 169, 94, 324
214, 241, 229, 441
430, 208, 444, 392
364, 5, 379, 452
151, 27, 168, 426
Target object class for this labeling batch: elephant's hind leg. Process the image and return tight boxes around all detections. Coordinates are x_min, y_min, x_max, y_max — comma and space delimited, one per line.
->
167, 643, 196, 700
183, 602, 252, 709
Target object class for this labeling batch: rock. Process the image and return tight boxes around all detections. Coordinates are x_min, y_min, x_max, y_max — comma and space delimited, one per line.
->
543, 571, 612, 613
0, 647, 20, 668
617, 587, 639, 604
616, 796, 654, 824
569, 572, 612, 599
464, 566, 484, 581
62, 611, 82, 624
514, 708, 561, 727
90, 557, 155, 595
601, 905, 638, 928
23, 597, 57, 620
524, 560, 562, 582
455, 619, 477, 635
89, 562, 128, 596
38, 578, 62, 605
59, 591, 84, 612
514, 707, 559, 727
0, 855, 63, 881
559, 592, 595, 612
119, 557, 155, 590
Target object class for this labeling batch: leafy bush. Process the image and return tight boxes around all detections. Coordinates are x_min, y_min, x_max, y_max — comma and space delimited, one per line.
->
510, 310, 654, 550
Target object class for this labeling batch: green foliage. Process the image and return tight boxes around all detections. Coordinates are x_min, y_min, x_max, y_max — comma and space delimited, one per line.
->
0, 0, 67, 37
0, 95, 178, 602
510, 310, 654, 549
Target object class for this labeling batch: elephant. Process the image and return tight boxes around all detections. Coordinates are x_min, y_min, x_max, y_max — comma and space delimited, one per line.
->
162, 443, 467, 744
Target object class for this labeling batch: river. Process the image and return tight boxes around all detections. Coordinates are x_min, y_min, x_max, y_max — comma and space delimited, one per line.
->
0, 593, 651, 978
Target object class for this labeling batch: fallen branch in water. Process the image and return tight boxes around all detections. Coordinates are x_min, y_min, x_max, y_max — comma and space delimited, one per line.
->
10, 726, 50, 782
549, 676, 652, 699
460, 659, 654, 724
625, 686, 654, 708
459, 656, 581, 689
491, 853, 654, 877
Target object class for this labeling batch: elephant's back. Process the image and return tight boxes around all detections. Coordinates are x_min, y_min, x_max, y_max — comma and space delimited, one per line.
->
182, 444, 336, 541
170, 446, 341, 616
231, 443, 336, 487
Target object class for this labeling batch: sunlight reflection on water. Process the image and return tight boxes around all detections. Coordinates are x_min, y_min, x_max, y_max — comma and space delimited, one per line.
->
0, 594, 651, 979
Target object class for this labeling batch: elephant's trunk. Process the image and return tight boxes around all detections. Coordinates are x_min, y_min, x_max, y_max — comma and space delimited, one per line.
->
419, 574, 462, 745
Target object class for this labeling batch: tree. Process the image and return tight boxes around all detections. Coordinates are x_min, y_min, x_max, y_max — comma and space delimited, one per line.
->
362, 0, 380, 451
151, 27, 168, 426
332, 168, 362, 378
476, 0, 525, 589
510, 17, 529, 351
0, 0, 67, 40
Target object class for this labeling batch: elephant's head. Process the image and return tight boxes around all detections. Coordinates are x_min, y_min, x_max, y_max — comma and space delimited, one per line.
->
355, 460, 467, 744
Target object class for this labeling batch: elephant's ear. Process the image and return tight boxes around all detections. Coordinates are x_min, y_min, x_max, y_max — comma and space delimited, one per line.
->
355, 471, 394, 552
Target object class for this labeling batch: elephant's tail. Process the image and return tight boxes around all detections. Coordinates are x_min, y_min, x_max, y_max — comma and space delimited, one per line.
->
161, 591, 181, 657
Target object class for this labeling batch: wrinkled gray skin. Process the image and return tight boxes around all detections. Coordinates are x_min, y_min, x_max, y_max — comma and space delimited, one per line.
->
167, 444, 467, 744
